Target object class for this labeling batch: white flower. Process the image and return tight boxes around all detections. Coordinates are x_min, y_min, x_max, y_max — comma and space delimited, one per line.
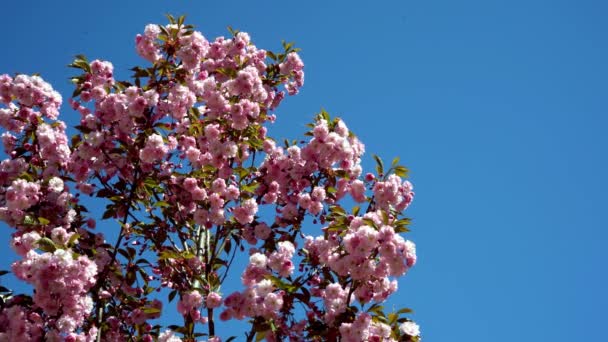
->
249, 253, 267, 268
48, 177, 64, 192
399, 321, 420, 337
255, 279, 274, 296
158, 330, 182, 342
66, 209, 77, 224
53, 248, 72, 262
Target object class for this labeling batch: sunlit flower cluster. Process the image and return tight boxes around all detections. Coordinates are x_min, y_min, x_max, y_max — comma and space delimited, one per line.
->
0, 17, 420, 341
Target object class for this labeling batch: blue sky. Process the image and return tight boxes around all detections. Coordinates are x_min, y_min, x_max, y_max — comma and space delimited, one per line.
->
1, 0, 607, 341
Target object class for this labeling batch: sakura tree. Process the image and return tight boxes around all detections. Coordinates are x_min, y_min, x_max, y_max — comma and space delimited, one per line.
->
0, 15, 420, 342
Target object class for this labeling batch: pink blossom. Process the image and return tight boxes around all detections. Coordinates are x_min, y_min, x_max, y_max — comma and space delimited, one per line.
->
206, 292, 222, 309
11, 249, 97, 334
177, 31, 209, 71
177, 291, 203, 320
233, 198, 258, 224
350, 179, 367, 202
0, 306, 44, 341
140, 133, 168, 163
268, 241, 295, 277
254, 223, 271, 240
5, 179, 40, 210
89, 60, 115, 87
10, 231, 41, 256
136, 24, 162, 62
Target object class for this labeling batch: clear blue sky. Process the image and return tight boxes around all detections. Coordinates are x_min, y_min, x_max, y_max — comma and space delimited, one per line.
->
1, 0, 607, 341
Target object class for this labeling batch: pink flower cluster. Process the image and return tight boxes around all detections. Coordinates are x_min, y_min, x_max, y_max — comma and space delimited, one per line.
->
140, 133, 169, 164
205, 292, 222, 309
0, 75, 76, 226
135, 24, 162, 63
12, 249, 98, 333
279, 52, 305, 95
177, 291, 203, 321
233, 198, 258, 224
0, 306, 44, 341
221, 278, 284, 321
89, 60, 115, 88
127, 299, 163, 326
68, 23, 305, 215
177, 31, 210, 71
132, 22, 303, 129
180, 175, 256, 228
339, 313, 396, 342
322, 283, 349, 324
0, 73, 103, 336
0, 75, 70, 170
160, 84, 196, 120
256, 118, 364, 227
0, 17, 421, 340
0, 74, 62, 119
36, 122, 71, 167
373, 174, 415, 211
221, 245, 294, 321
4, 179, 40, 210
0, 306, 98, 341
303, 118, 365, 177
267, 241, 295, 277
305, 210, 417, 308
297, 186, 325, 215
183, 177, 208, 201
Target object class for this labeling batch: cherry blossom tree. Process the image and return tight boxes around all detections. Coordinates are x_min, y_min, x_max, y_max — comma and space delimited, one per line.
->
0, 15, 420, 342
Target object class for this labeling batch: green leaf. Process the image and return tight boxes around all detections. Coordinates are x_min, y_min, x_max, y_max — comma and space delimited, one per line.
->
381, 210, 389, 224
394, 165, 409, 178
367, 303, 384, 315
373, 155, 384, 175
388, 312, 398, 324
329, 205, 347, 217
224, 239, 232, 253
74, 54, 88, 62
362, 218, 377, 228
142, 307, 161, 315
397, 307, 413, 315
283, 41, 294, 51
136, 258, 151, 265
391, 157, 400, 167
227, 26, 237, 36
37, 237, 57, 253
395, 218, 412, 226
255, 331, 266, 342
266, 51, 277, 60
168, 290, 178, 302
68, 233, 80, 246
165, 13, 176, 25
37, 217, 50, 225
241, 182, 260, 193
154, 201, 170, 208
102, 207, 115, 220
125, 269, 136, 286
320, 108, 330, 122
159, 250, 180, 260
